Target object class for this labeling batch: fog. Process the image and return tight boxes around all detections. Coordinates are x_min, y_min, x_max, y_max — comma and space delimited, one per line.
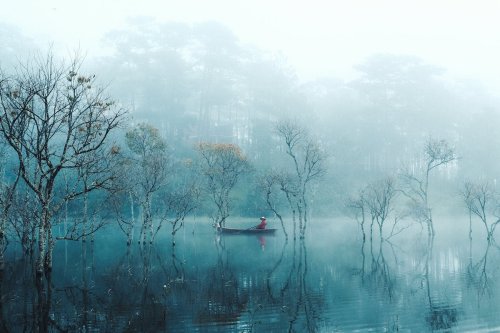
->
3, 2, 500, 331
3, 0, 500, 89
2, 1, 500, 214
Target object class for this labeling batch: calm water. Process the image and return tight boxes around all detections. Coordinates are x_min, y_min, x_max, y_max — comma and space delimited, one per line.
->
2, 216, 500, 332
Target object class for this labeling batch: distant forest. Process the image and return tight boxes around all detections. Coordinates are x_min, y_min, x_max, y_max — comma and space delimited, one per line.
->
1, 21, 499, 274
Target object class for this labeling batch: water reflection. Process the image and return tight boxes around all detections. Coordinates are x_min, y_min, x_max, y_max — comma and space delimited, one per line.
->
4, 231, 308, 331
196, 233, 248, 326
106, 244, 170, 331
283, 240, 321, 332
1, 258, 55, 332
465, 235, 500, 303
350, 221, 464, 332
205, 232, 323, 332
366, 240, 398, 300
3, 219, 500, 331
35, 272, 52, 332
421, 239, 460, 332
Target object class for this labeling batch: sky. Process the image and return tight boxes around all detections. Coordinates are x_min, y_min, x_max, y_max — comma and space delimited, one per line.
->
2, 0, 500, 90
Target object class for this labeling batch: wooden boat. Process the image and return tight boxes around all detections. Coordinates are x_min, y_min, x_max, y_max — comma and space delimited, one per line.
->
218, 227, 277, 235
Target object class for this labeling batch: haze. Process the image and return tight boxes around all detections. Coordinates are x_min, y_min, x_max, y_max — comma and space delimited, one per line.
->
4, 1, 500, 331
2, 0, 500, 89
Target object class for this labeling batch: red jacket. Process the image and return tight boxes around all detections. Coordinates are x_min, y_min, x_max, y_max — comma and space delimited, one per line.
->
256, 219, 267, 229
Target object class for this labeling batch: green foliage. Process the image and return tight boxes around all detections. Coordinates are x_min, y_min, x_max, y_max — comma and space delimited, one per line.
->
196, 142, 251, 225
125, 123, 167, 156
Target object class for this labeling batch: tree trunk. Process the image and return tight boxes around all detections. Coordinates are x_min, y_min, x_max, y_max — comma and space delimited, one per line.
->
0, 209, 8, 271
36, 219, 46, 275
139, 210, 146, 244
37, 204, 53, 274
0, 227, 5, 271
128, 192, 135, 245
64, 195, 68, 239
424, 168, 434, 238
82, 191, 88, 242
82, 242, 89, 327
46, 227, 54, 271
297, 202, 305, 239
148, 195, 154, 244
140, 194, 153, 244
427, 209, 434, 238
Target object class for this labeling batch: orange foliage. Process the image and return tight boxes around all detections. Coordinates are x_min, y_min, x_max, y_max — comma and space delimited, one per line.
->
196, 142, 246, 160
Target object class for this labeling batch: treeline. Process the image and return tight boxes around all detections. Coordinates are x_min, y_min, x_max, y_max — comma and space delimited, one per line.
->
1, 21, 500, 276
0, 50, 327, 276
87, 21, 500, 208
2, 22, 499, 184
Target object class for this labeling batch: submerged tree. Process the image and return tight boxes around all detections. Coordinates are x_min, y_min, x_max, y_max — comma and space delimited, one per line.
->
7, 184, 38, 254
346, 190, 367, 243
363, 178, 398, 242
124, 123, 171, 244
0, 51, 126, 274
461, 181, 499, 243
275, 120, 327, 238
161, 180, 200, 243
347, 177, 404, 269
196, 143, 250, 228
116, 123, 200, 245
257, 170, 291, 239
54, 138, 123, 242
0, 142, 20, 270
400, 138, 456, 238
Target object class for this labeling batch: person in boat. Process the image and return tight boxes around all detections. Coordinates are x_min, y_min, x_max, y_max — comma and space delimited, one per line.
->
256, 216, 267, 229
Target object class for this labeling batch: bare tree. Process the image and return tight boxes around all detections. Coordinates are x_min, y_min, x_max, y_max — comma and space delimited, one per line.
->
53, 141, 123, 242
0, 143, 21, 270
347, 178, 406, 250
461, 181, 499, 242
8, 184, 38, 253
257, 171, 290, 239
160, 181, 200, 245
346, 191, 367, 242
196, 143, 250, 228
112, 190, 136, 246
275, 120, 327, 238
400, 138, 456, 238
363, 178, 397, 241
124, 123, 171, 244
0, 51, 126, 274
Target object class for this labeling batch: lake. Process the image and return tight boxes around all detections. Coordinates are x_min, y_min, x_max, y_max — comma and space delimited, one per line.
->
2, 216, 500, 332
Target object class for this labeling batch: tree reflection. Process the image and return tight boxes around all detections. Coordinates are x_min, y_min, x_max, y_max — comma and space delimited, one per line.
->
465, 234, 500, 303
420, 238, 460, 332
264, 238, 323, 332
348, 212, 462, 332
286, 240, 318, 332
4, 262, 58, 332
0, 257, 55, 331
426, 303, 459, 332
48, 243, 167, 331
140, 248, 169, 330
110, 244, 166, 331
194, 235, 248, 326
0, 268, 9, 332
35, 273, 53, 332
266, 240, 288, 300
8, 220, 491, 331
366, 240, 398, 300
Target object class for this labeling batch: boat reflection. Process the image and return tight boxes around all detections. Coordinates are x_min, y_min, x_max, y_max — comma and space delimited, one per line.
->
3, 218, 500, 331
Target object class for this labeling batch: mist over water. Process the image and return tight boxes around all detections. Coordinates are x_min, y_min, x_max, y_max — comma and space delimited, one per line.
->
3, 217, 500, 332
1, 2, 500, 332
